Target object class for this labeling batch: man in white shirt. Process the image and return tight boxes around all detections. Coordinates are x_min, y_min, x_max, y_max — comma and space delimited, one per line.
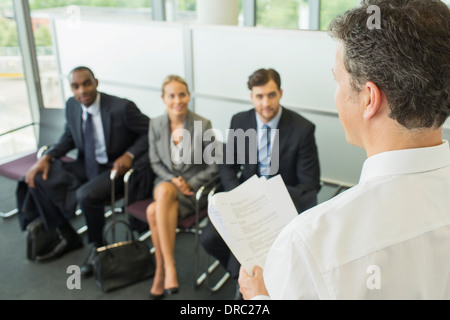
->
239, 0, 450, 299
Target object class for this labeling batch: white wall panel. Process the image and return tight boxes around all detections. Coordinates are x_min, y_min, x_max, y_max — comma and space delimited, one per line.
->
96, 84, 163, 119
445, 118, 450, 130
54, 19, 185, 91
443, 127, 450, 142
196, 94, 366, 185
52, 18, 382, 187
60, 79, 163, 119
195, 96, 253, 142
303, 111, 366, 186
192, 26, 337, 112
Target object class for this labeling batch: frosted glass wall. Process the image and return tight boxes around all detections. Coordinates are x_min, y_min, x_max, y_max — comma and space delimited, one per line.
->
54, 18, 186, 118
52, 17, 449, 186
192, 26, 336, 112
191, 25, 365, 186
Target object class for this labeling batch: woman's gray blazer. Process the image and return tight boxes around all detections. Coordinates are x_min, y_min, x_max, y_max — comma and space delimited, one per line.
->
149, 110, 220, 192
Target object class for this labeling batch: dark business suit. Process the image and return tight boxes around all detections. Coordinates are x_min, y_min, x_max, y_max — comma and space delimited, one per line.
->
200, 107, 321, 278
28, 92, 149, 244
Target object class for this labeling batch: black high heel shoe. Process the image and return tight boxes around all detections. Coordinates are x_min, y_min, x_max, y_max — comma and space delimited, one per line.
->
149, 292, 165, 300
164, 287, 179, 295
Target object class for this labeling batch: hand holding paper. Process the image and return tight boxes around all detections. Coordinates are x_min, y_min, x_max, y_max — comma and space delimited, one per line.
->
208, 175, 298, 275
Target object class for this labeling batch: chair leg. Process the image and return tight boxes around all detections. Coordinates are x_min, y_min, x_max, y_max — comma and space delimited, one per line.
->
196, 257, 230, 292
77, 225, 88, 235
138, 230, 151, 242
0, 208, 19, 219
208, 271, 230, 292
194, 225, 230, 291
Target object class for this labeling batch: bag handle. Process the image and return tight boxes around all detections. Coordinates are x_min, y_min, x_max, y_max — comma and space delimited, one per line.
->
102, 219, 135, 246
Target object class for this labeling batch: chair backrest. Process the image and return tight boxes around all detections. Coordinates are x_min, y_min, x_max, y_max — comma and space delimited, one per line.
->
126, 154, 155, 206
38, 108, 66, 148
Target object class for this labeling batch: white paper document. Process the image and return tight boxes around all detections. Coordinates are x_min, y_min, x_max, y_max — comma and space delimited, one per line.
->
208, 175, 298, 274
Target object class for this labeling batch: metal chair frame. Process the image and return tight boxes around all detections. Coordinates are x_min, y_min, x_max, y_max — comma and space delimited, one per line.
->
123, 171, 230, 291
0, 145, 122, 236
75, 170, 123, 235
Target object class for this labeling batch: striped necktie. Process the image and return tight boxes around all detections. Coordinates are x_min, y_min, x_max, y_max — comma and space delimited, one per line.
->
258, 124, 271, 178
84, 112, 98, 180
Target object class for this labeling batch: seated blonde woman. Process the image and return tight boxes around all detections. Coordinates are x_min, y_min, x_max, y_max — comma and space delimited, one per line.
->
146, 75, 219, 299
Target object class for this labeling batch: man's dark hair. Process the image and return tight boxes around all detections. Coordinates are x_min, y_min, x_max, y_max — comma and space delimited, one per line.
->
247, 68, 282, 91
329, 0, 450, 129
69, 66, 96, 79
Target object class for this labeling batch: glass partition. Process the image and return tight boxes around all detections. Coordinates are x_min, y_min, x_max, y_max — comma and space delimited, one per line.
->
256, 0, 308, 29
255, 0, 359, 30
0, 0, 36, 161
320, 0, 359, 31
28, 0, 153, 109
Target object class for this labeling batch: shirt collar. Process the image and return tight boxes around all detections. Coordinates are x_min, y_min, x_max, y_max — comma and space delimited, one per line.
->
80, 93, 101, 116
359, 140, 450, 183
255, 106, 283, 130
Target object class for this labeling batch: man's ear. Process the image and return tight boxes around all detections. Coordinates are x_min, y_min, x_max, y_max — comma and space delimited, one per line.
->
363, 82, 382, 120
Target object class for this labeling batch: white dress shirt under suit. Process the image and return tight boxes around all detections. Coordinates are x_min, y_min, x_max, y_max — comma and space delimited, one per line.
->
80, 93, 108, 165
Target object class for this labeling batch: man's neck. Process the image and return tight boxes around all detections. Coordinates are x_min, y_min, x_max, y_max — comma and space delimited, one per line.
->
365, 126, 443, 158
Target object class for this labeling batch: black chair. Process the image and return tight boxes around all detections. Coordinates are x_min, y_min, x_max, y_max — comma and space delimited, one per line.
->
74, 169, 123, 235
124, 173, 230, 291
0, 147, 51, 218
76, 152, 154, 236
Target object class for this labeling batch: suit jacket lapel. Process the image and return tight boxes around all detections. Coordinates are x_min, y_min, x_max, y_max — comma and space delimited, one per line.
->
100, 93, 112, 153
160, 113, 173, 171
178, 110, 194, 172
277, 108, 292, 155
73, 101, 84, 150
248, 110, 258, 175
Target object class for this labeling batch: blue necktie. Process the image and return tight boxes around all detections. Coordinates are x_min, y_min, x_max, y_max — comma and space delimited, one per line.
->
258, 124, 271, 178
84, 112, 98, 180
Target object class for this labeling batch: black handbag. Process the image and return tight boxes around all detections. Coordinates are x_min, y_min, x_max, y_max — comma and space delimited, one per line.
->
26, 217, 60, 261
93, 219, 155, 292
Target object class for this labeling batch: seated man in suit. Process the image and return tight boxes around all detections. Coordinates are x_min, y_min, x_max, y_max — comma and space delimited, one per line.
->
200, 68, 321, 297
23, 66, 150, 276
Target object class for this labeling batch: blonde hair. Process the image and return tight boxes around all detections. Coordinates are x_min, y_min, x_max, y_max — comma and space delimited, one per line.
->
161, 75, 190, 96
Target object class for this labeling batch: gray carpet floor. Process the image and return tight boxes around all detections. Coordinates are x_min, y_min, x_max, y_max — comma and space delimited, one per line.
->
0, 172, 341, 301
0, 175, 236, 300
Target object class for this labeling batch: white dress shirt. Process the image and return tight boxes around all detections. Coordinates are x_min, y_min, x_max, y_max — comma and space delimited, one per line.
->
81, 93, 108, 164
255, 106, 282, 152
261, 141, 450, 300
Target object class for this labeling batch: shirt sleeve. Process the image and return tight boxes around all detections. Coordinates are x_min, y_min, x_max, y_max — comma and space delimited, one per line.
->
263, 222, 322, 300
251, 295, 271, 300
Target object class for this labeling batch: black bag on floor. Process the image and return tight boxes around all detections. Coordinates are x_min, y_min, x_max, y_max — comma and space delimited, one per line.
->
93, 219, 155, 292
26, 218, 60, 261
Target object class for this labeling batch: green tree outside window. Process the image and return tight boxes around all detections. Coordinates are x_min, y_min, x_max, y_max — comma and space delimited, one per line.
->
320, 0, 359, 31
